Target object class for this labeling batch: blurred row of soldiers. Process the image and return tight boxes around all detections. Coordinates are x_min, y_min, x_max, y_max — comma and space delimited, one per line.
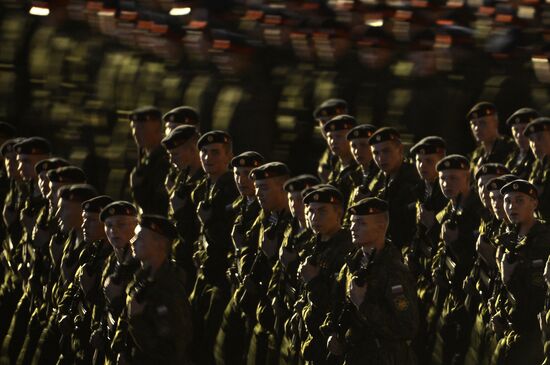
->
1, 96, 550, 365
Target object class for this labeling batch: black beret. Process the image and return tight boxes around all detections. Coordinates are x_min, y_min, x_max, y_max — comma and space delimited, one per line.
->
467, 102, 497, 120
59, 184, 98, 203
410, 136, 447, 155
130, 106, 162, 122
14, 137, 51, 155
231, 151, 265, 168
323, 115, 357, 134
474, 163, 510, 180
250, 162, 290, 180
346, 124, 377, 140
283, 174, 320, 193
162, 106, 200, 125
1, 138, 24, 157
197, 130, 232, 150
139, 214, 178, 240
0, 122, 16, 140
368, 127, 401, 145
82, 195, 114, 213
524, 117, 550, 138
303, 186, 343, 205
486, 174, 517, 192
161, 125, 199, 150
348, 197, 389, 215
35, 158, 70, 175
301, 185, 318, 199
47, 166, 86, 184
506, 108, 539, 127
500, 179, 538, 200
436, 154, 469, 171
313, 98, 348, 120
100, 201, 138, 222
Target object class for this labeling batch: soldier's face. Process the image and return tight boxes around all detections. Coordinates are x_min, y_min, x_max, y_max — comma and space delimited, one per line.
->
130, 226, 159, 262
489, 190, 507, 221
287, 191, 305, 221
200, 143, 231, 177
528, 130, 550, 159
38, 173, 50, 198
511, 123, 530, 151
308, 202, 341, 236
350, 138, 372, 167
439, 170, 468, 199
105, 215, 138, 250
477, 175, 497, 209
470, 116, 498, 143
415, 152, 442, 182
503, 192, 537, 225
168, 141, 197, 170
16, 154, 39, 181
327, 130, 352, 160
82, 211, 104, 243
371, 141, 403, 175
48, 181, 62, 210
254, 178, 284, 212
56, 199, 83, 233
233, 166, 254, 197
131, 120, 162, 148
350, 214, 386, 246
4, 153, 19, 180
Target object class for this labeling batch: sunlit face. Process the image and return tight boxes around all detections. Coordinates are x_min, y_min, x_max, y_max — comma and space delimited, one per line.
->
477, 174, 497, 209
350, 214, 386, 246
439, 169, 469, 199
233, 166, 255, 197
199, 143, 231, 177
415, 152, 442, 182
489, 190, 506, 221
4, 152, 19, 180
350, 138, 372, 167
38, 172, 50, 198
503, 192, 537, 225
167, 139, 198, 170
130, 119, 162, 148
371, 140, 403, 174
48, 181, 64, 211
104, 215, 138, 250
528, 130, 550, 160
287, 191, 305, 221
511, 123, 530, 152
254, 178, 284, 212
82, 211, 103, 243
307, 202, 341, 235
327, 129, 352, 160
16, 154, 41, 181
469, 115, 498, 144
130, 226, 155, 261
56, 198, 82, 233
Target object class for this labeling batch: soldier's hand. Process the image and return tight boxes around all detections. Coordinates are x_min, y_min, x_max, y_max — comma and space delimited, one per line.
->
299, 260, 320, 283
59, 314, 73, 335
90, 328, 104, 350
231, 224, 245, 250
197, 201, 213, 224
349, 279, 367, 309
418, 205, 435, 229
79, 265, 97, 296
116, 353, 131, 365
279, 246, 297, 269
32, 226, 50, 249
104, 275, 124, 304
22, 213, 34, 235
129, 296, 145, 317
327, 334, 344, 356
441, 222, 459, 244
50, 240, 64, 267
260, 233, 278, 259
490, 314, 505, 337
271, 297, 284, 318
500, 253, 519, 285
3, 205, 15, 226
170, 194, 187, 213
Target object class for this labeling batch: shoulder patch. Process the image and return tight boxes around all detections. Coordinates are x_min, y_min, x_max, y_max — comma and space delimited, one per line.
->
393, 295, 409, 311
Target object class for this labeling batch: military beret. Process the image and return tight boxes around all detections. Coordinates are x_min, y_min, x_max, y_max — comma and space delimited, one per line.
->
197, 130, 232, 150
250, 162, 290, 180
313, 98, 348, 120
14, 137, 51, 155
348, 197, 389, 215
474, 163, 510, 180
436, 154, 469, 171
161, 125, 199, 150
523, 117, 550, 138
100, 201, 138, 222
231, 151, 265, 168
162, 106, 200, 125
301, 185, 318, 199
409, 136, 447, 155
303, 186, 343, 205
82, 195, 114, 213
139, 214, 178, 240
506, 108, 539, 127
467, 102, 497, 120
130, 106, 162, 122
486, 174, 517, 192
47, 166, 86, 184
1, 138, 24, 157
59, 184, 98, 203
346, 124, 377, 141
368, 127, 401, 145
34, 158, 70, 175
500, 179, 538, 200
0, 122, 16, 140
283, 174, 320, 193
323, 115, 357, 134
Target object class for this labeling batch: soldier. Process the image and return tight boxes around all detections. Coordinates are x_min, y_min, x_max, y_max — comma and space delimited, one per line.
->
128, 106, 170, 215
493, 180, 550, 365
161, 125, 204, 291
93, 201, 139, 365
504, 108, 538, 179
189, 130, 239, 364
119, 215, 192, 364
297, 186, 354, 364
322, 115, 358, 205
467, 102, 516, 170
524, 117, 550, 220
313, 98, 348, 182
368, 127, 421, 251
430, 155, 483, 365
323, 197, 419, 364
214, 151, 263, 365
